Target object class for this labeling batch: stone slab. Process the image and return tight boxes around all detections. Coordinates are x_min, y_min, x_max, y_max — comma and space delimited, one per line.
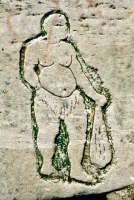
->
0, 0, 134, 199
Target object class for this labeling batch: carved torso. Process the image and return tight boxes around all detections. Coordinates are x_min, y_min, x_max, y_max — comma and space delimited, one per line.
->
36, 41, 77, 97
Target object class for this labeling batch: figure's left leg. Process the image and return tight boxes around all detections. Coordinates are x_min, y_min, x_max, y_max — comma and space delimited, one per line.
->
78, 88, 113, 170
89, 106, 112, 168
65, 92, 92, 182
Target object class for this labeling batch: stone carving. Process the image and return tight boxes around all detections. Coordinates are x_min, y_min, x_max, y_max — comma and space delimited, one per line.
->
19, 10, 114, 184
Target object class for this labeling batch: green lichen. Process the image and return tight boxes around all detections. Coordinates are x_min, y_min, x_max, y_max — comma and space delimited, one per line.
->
52, 119, 71, 180
19, 44, 43, 177
79, 89, 95, 169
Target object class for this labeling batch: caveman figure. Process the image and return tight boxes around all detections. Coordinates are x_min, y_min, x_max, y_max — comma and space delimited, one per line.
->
20, 10, 112, 183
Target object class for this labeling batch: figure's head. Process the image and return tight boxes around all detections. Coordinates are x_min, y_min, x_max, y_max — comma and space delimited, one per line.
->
40, 10, 70, 41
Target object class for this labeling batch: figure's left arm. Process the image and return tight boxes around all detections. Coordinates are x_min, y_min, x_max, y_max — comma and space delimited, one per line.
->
70, 53, 107, 107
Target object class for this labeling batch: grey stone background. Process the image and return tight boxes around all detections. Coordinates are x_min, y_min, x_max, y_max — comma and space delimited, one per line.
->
0, 0, 134, 199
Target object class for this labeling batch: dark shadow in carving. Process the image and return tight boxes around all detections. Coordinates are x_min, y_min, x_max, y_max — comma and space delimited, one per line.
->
51, 193, 107, 200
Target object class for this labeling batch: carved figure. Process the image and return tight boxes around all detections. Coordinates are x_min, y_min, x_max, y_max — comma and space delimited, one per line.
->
20, 10, 113, 184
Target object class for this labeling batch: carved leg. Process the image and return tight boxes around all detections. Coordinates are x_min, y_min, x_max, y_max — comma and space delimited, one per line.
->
65, 94, 92, 183
34, 95, 59, 176
90, 106, 112, 168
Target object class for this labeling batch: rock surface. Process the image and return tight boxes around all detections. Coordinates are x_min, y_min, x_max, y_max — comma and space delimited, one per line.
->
106, 184, 134, 200
0, 0, 134, 199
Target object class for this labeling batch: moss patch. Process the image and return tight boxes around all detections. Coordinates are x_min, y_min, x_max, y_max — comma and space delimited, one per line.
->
52, 119, 71, 180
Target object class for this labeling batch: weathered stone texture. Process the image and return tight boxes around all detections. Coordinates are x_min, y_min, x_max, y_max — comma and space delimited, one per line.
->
0, 0, 134, 199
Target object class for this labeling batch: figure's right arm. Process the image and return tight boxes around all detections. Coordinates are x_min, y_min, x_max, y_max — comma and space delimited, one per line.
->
20, 41, 39, 89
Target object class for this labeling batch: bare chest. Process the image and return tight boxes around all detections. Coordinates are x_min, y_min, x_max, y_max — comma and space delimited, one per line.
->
38, 42, 72, 67
37, 42, 76, 97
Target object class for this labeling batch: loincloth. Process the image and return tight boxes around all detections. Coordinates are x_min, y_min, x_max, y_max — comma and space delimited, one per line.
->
35, 88, 82, 116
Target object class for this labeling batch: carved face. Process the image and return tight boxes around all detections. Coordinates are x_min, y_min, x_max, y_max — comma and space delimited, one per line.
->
43, 14, 68, 42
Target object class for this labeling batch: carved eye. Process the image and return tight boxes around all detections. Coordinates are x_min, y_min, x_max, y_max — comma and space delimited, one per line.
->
54, 23, 64, 27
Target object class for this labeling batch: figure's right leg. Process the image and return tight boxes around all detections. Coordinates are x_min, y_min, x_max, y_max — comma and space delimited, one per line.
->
34, 93, 59, 176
